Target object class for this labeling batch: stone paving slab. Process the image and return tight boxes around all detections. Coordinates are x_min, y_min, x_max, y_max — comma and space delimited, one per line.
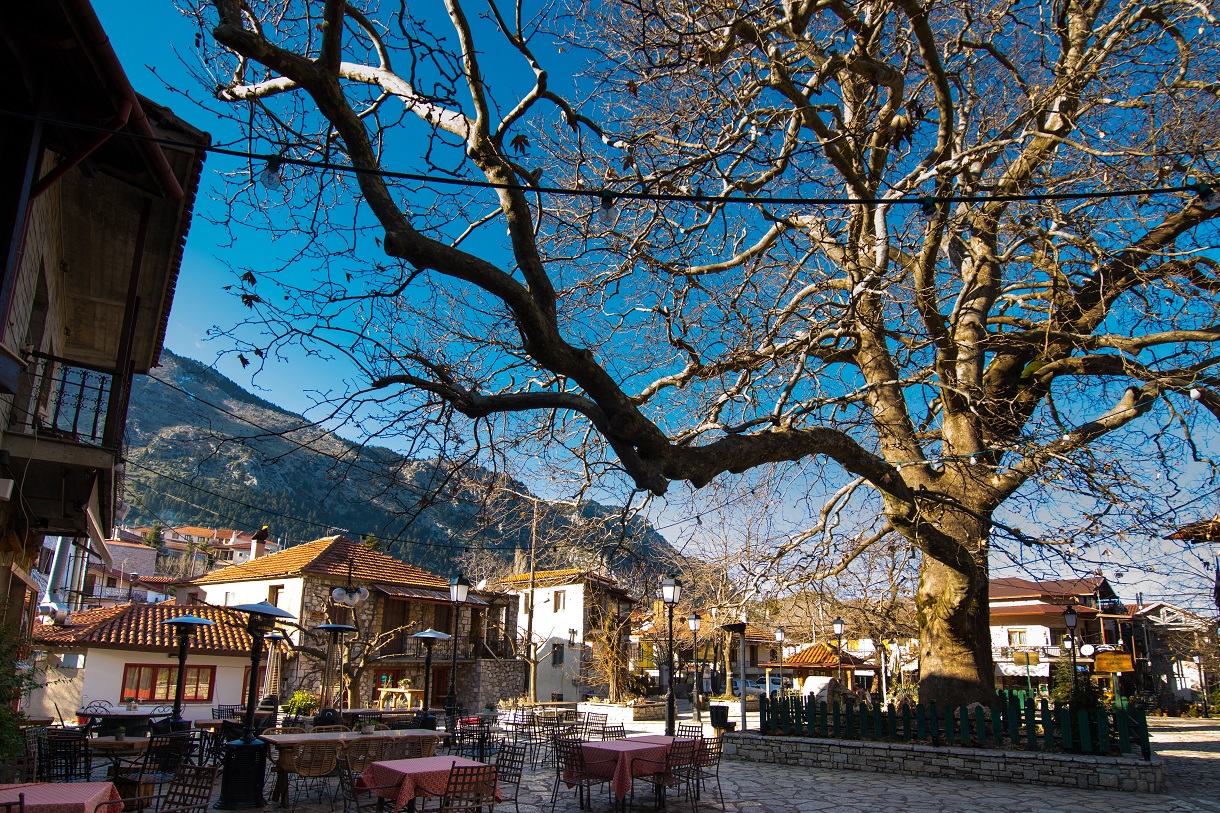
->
241, 715, 1220, 813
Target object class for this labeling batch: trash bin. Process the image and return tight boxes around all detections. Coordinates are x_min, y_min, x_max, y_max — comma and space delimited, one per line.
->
551, 692, 564, 702
709, 705, 729, 729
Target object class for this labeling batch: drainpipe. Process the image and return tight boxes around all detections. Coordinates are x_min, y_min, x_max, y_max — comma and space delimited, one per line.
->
38, 536, 72, 623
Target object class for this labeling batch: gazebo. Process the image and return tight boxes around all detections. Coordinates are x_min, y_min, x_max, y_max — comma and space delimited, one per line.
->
761, 641, 872, 695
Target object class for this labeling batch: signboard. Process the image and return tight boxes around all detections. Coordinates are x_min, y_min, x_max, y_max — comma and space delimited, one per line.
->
1093, 651, 1135, 673
1012, 651, 1041, 666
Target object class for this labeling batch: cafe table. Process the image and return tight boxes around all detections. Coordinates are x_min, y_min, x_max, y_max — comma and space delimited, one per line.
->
0, 782, 122, 813
580, 736, 675, 801
358, 757, 499, 812
261, 729, 444, 808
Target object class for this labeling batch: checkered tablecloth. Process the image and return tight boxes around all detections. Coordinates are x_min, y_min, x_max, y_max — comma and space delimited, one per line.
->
0, 782, 123, 813
580, 739, 671, 800
357, 757, 498, 811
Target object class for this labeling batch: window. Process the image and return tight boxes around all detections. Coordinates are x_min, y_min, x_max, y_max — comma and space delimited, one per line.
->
554, 590, 566, 612
1008, 629, 1027, 646
121, 664, 214, 703
551, 642, 565, 666
268, 585, 283, 607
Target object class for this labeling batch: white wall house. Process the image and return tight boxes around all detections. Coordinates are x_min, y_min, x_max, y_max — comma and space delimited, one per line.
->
497, 569, 634, 702
28, 603, 259, 725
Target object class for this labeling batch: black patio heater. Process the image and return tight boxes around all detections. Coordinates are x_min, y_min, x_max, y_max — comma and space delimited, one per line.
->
217, 600, 296, 810
161, 613, 215, 731
312, 623, 357, 727
410, 628, 451, 730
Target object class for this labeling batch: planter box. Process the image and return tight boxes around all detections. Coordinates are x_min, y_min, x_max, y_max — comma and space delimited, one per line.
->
578, 701, 667, 723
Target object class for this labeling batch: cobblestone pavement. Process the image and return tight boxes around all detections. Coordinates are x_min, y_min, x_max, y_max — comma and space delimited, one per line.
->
265, 716, 1220, 813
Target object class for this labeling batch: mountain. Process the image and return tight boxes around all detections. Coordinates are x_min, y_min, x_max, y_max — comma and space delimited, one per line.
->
122, 349, 677, 579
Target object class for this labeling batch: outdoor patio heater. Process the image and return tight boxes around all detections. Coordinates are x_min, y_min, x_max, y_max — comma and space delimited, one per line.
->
217, 600, 296, 810
411, 628, 451, 730
161, 613, 214, 731
312, 622, 357, 727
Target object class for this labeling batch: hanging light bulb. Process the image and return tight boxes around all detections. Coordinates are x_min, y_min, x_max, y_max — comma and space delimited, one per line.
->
598, 192, 616, 226
1062, 433, 1071, 442
260, 155, 284, 190
969, 455, 977, 465
1190, 388, 1202, 400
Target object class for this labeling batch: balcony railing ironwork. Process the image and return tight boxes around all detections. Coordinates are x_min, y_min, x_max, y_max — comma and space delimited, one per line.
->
8, 353, 114, 447
376, 634, 512, 661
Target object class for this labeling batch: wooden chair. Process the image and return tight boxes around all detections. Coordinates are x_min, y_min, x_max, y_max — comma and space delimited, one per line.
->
494, 742, 527, 813
434, 763, 498, 813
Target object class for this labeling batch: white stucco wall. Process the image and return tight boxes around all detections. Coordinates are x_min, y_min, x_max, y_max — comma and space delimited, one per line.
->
27, 647, 253, 724
194, 577, 305, 644
511, 583, 588, 701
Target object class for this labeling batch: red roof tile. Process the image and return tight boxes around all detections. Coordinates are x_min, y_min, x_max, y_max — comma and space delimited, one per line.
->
33, 603, 257, 655
191, 536, 448, 588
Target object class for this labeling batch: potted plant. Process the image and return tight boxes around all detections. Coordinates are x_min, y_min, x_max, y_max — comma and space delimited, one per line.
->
114, 726, 125, 742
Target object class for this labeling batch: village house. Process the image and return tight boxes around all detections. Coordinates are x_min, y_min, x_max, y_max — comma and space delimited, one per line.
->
184, 535, 524, 713
495, 568, 635, 702
26, 602, 257, 725
0, 0, 208, 641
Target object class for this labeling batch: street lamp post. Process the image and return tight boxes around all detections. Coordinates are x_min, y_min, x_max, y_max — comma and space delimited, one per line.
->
444, 573, 470, 731
1063, 604, 1079, 706
161, 614, 214, 731
217, 600, 296, 810
774, 626, 786, 699
410, 629, 450, 730
688, 612, 702, 722
832, 617, 846, 685
661, 575, 682, 736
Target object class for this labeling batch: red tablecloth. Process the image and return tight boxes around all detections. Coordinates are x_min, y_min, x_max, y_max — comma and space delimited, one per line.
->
0, 782, 123, 813
357, 757, 498, 811
580, 738, 670, 800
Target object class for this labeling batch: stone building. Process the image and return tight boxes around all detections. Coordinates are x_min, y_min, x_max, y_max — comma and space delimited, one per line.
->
186, 535, 523, 712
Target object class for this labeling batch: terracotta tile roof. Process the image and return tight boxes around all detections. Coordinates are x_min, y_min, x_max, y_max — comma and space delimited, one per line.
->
191, 536, 448, 588
761, 642, 870, 668
495, 569, 631, 595
991, 602, 1098, 617
33, 603, 256, 655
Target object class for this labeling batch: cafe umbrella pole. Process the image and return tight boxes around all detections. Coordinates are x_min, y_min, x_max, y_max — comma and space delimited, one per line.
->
217, 601, 296, 810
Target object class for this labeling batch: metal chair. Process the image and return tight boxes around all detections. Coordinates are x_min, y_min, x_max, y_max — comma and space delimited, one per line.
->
336, 759, 400, 813
96, 764, 218, 813
0, 792, 23, 813
550, 736, 613, 812
637, 737, 700, 812
434, 763, 498, 813
601, 725, 627, 740
694, 734, 724, 807
45, 727, 91, 781
212, 705, 242, 720
0, 755, 36, 783
494, 742, 527, 813
112, 732, 194, 809
676, 723, 704, 739
580, 712, 608, 741
23, 725, 48, 780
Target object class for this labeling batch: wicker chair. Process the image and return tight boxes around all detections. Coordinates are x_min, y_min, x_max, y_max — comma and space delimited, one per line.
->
290, 742, 340, 806
339, 738, 387, 775
311, 724, 350, 733
381, 736, 425, 761
433, 764, 498, 813
494, 742, 527, 813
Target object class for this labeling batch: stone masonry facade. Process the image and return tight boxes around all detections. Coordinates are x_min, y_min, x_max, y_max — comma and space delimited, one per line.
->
724, 732, 1166, 793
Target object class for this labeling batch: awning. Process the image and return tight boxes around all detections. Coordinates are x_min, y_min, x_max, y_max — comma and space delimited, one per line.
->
996, 662, 1050, 678
375, 584, 489, 606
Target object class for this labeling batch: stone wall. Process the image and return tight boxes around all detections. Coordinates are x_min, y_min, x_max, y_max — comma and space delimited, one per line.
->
577, 701, 667, 723
724, 733, 1165, 793
471, 658, 527, 711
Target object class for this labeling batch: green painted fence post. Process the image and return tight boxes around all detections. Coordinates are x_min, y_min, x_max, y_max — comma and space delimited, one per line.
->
1041, 699, 1053, 752
873, 703, 882, 740
805, 695, 815, 737
782, 696, 793, 735
1058, 706, 1073, 751
819, 700, 828, 738
888, 703, 898, 740
944, 705, 956, 745
991, 704, 1004, 747
1114, 707, 1132, 755
1130, 705, 1151, 760
1009, 695, 1021, 746
972, 705, 985, 746
929, 701, 941, 746
759, 695, 768, 734
846, 702, 856, 739
915, 704, 926, 741
902, 704, 911, 741
1076, 709, 1092, 753
833, 701, 842, 738
858, 704, 867, 739
1097, 709, 1110, 755
1024, 700, 1036, 750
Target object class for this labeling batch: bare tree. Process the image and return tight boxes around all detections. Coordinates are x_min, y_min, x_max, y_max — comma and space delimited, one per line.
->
185, 0, 1220, 705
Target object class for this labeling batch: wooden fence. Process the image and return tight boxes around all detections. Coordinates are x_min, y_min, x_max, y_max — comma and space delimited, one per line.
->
758, 692, 1152, 760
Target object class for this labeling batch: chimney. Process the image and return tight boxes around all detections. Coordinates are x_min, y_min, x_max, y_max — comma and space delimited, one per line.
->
250, 525, 269, 560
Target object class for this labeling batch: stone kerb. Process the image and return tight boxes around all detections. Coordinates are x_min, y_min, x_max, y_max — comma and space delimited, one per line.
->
724, 732, 1165, 793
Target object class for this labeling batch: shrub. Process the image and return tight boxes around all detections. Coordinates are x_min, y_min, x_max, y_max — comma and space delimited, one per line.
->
283, 689, 320, 715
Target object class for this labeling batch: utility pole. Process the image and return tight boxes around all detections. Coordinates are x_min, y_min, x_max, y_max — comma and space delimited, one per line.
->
525, 502, 538, 701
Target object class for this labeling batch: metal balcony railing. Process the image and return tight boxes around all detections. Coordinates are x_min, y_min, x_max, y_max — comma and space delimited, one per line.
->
8, 353, 114, 447
377, 634, 513, 661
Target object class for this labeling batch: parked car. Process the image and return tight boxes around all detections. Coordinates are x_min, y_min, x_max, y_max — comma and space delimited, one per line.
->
731, 679, 764, 697
766, 676, 794, 697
